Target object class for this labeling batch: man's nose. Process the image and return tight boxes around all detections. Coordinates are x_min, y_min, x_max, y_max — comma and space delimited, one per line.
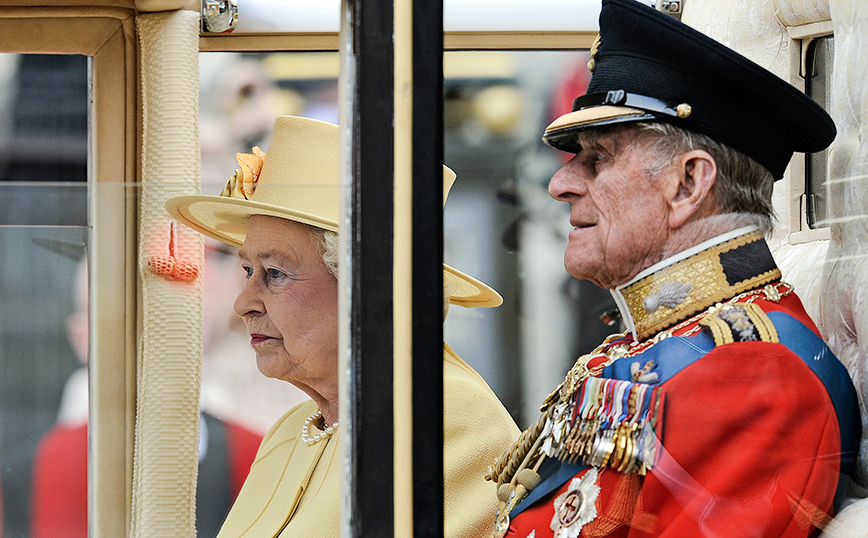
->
549, 155, 586, 201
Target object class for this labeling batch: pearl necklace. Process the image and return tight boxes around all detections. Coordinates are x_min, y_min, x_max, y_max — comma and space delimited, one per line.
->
301, 409, 339, 446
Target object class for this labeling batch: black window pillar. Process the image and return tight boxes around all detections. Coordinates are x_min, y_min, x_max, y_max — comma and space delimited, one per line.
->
342, 0, 444, 536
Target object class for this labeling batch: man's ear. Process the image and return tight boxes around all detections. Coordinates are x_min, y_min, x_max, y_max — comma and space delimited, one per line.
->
668, 149, 716, 229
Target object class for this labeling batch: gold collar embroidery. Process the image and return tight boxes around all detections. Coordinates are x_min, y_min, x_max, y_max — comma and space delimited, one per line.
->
611, 227, 781, 341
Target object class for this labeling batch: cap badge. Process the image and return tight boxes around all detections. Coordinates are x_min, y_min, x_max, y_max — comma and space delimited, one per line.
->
603, 90, 627, 107
587, 34, 601, 72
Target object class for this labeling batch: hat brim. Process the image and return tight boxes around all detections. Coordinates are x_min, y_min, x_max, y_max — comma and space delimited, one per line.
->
166, 194, 502, 308
166, 194, 339, 248
444, 264, 503, 308
543, 105, 654, 153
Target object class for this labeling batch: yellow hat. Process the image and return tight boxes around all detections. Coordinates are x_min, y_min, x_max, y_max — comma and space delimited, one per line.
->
166, 115, 501, 308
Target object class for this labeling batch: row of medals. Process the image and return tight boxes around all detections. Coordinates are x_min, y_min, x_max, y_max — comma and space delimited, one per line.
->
491, 341, 662, 537
546, 376, 661, 474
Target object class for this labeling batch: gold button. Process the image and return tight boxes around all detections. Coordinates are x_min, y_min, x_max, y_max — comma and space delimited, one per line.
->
676, 103, 692, 118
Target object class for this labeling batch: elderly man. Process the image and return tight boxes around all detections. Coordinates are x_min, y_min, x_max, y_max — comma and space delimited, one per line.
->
486, 1, 861, 537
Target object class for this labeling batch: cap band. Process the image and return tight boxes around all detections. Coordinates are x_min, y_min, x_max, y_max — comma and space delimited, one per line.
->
572, 90, 681, 119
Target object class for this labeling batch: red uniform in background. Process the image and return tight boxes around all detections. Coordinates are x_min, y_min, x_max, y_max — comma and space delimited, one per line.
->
30, 414, 262, 538
31, 424, 87, 538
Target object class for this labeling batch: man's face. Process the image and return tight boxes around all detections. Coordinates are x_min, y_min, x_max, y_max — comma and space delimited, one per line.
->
548, 127, 674, 289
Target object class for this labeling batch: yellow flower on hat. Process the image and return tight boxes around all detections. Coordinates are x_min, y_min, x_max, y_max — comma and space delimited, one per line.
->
220, 146, 267, 200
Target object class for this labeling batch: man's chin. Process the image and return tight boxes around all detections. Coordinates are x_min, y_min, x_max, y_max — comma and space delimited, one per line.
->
565, 262, 618, 290
564, 261, 594, 284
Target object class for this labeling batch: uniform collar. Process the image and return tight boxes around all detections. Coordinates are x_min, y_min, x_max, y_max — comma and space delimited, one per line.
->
610, 226, 781, 341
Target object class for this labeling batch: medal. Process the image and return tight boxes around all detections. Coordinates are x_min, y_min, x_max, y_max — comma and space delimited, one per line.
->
550, 468, 601, 538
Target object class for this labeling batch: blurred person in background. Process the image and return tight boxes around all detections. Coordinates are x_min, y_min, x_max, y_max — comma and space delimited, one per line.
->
29, 249, 265, 538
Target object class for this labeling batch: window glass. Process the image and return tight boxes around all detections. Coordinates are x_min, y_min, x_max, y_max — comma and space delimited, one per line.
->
199, 50, 615, 428
198, 52, 330, 442
198, 53, 336, 537
805, 35, 834, 229
0, 51, 301, 538
0, 53, 89, 537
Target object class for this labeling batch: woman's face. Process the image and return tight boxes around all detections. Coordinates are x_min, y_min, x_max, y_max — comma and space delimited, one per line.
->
234, 215, 339, 393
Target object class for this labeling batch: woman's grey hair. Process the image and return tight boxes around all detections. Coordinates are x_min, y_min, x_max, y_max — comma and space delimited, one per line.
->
307, 225, 454, 319
636, 122, 775, 233
307, 227, 340, 279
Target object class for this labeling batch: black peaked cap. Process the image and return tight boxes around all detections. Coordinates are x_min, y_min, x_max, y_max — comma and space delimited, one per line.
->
543, 0, 836, 180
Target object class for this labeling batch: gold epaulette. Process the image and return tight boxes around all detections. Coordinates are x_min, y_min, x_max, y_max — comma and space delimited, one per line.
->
698, 303, 779, 346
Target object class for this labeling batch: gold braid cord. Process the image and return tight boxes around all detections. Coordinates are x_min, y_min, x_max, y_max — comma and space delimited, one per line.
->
486, 335, 626, 489
486, 410, 548, 487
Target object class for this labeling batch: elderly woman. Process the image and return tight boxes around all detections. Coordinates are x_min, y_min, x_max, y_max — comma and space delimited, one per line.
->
167, 115, 518, 537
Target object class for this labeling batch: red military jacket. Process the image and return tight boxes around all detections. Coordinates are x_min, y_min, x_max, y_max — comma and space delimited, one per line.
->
488, 229, 860, 538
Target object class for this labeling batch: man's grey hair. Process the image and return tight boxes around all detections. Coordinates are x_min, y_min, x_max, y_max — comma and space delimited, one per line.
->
579, 122, 776, 234
635, 122, 776, 233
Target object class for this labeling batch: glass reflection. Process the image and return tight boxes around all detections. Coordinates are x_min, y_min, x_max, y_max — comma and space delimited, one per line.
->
0, 225, 89, 538
806, 35, 834, 229
0, 53, 89, 538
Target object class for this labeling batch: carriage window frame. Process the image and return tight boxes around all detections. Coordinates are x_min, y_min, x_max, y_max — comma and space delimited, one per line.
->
787, 20, 834, 244
804, 34, 833, 230
0, 8, 139, 537
199, 30, 597, 52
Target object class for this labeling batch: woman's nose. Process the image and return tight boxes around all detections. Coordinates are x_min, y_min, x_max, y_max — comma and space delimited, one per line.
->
233, 275, 262, 318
